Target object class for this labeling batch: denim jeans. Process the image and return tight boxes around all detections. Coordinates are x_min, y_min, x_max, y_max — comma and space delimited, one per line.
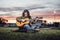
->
24, 23, 41, 30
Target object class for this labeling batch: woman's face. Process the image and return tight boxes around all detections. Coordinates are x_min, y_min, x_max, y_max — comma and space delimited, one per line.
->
24, 12, 28, 17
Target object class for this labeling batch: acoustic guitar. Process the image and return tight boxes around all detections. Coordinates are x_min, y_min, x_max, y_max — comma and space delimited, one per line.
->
16, 17, 29, 28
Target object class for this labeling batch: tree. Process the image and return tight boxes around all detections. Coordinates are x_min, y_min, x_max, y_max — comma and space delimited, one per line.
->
0, 17, 8, 27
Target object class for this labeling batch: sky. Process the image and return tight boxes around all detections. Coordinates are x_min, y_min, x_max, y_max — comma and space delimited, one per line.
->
0, 0, 60, 23
0, 0, 60, 11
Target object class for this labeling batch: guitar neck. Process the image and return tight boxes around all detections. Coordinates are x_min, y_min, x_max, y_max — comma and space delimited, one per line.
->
30, 18, 39, 24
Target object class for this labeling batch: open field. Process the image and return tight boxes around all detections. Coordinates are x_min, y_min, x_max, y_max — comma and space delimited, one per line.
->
0, 27, 60, 40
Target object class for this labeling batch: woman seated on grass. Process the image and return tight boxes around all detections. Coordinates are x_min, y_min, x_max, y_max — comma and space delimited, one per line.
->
13, 9, 40, 32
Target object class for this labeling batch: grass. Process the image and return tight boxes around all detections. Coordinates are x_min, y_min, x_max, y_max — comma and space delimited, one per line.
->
0, 27, 60, 40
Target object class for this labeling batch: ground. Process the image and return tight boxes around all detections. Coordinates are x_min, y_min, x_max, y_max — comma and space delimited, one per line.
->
0, 27, 60, 40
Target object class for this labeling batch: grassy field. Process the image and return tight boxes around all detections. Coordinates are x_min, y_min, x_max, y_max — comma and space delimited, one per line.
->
0, 27, 60, 40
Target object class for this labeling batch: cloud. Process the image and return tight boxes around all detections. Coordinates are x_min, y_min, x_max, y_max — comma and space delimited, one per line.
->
0, 0, 60, 14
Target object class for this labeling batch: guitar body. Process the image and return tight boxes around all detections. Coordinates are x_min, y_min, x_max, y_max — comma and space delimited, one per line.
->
16, 18, 29, 28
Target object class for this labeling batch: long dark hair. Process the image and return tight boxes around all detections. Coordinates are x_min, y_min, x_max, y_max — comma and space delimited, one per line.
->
22, 9, 31, 19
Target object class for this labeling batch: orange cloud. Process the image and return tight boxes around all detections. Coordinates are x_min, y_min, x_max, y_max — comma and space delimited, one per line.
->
0, 10, 60, 23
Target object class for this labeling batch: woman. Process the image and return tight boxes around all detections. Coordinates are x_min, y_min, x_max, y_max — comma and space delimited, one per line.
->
15, 9, 39, 32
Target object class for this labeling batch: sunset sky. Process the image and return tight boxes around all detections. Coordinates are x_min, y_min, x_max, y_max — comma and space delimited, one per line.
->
0, 0, 60, 23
